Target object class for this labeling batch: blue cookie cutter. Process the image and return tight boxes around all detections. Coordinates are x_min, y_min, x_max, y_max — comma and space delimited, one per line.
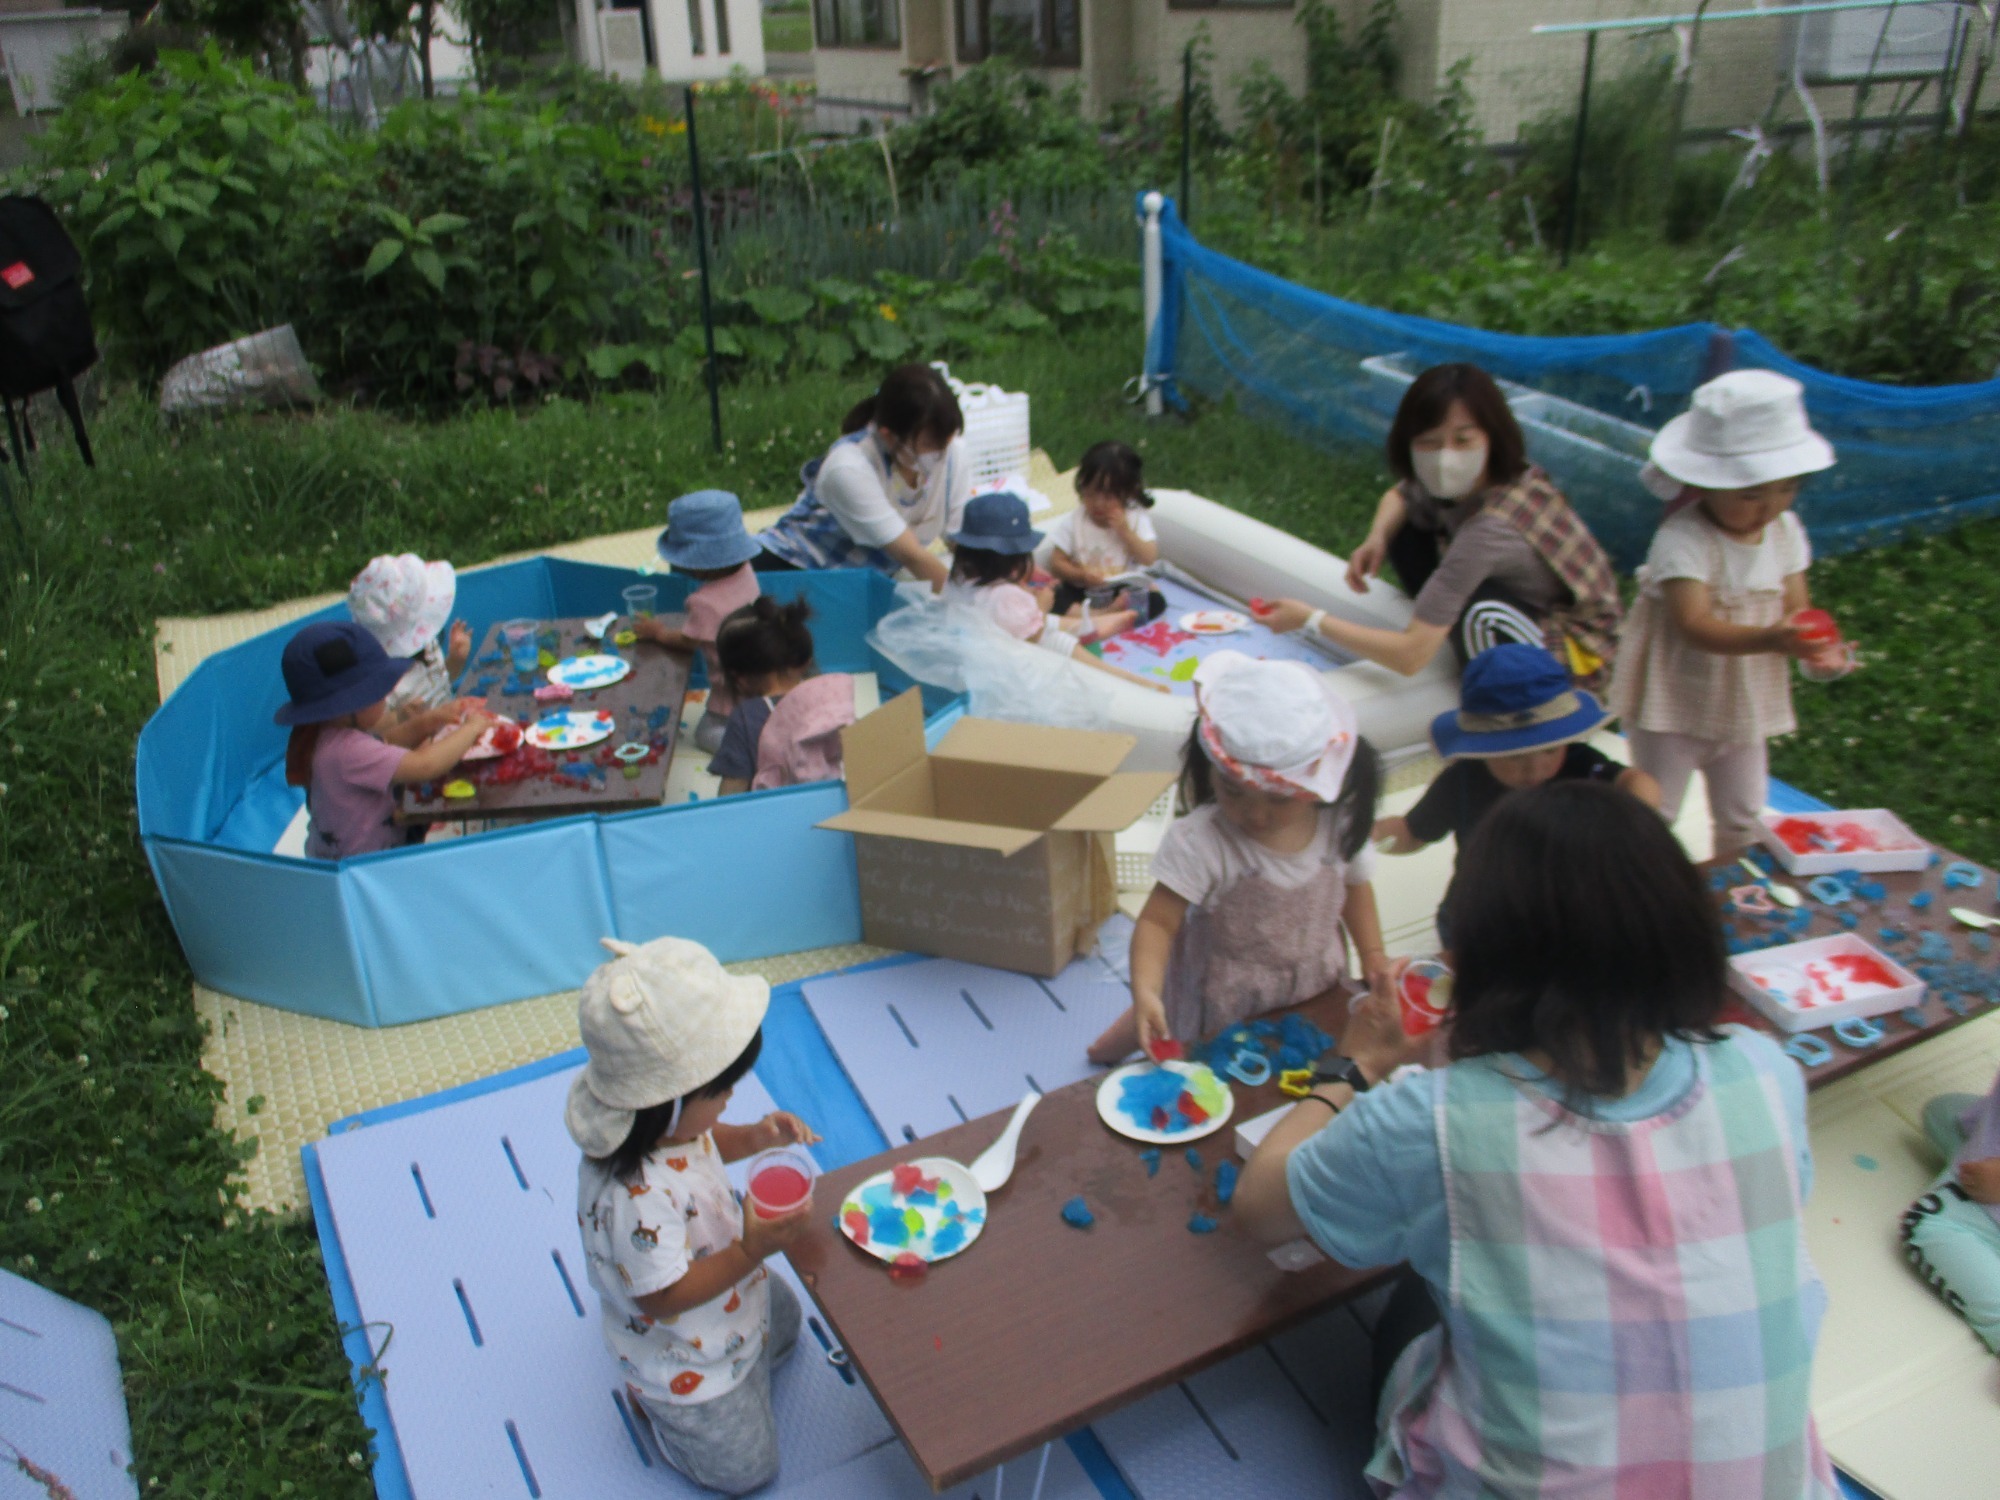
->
1944, 861, 1983, 890
1833, 1016, 1886, 1048
1807, 875, 1853, 905
1224, 1048, 1272, 1087
1782, 1034, 1835, 1067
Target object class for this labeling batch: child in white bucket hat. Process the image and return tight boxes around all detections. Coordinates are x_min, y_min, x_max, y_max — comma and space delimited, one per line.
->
347, 552, 471, 725
1610, 370, 1854, 855
568, 936, 820, 1494
1087, 651, 1387, 1063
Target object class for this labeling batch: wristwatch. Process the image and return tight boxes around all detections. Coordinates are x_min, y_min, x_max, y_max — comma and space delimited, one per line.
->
1314, 1055, 1372, 1094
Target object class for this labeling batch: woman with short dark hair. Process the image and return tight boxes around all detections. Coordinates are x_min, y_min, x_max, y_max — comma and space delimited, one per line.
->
755, 364, 968, 591
1260, 363, 1621, 687
1235, 780, 1837, 1499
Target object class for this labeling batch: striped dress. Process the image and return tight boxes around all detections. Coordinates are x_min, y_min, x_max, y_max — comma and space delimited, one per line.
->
1372, 1030, 1840, 1499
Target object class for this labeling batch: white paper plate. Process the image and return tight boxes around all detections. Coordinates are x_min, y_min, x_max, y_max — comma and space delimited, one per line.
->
835, 1156, 988, 1265
457, 717, 521, 762
1094, 1060, 1234, 1145
1179, 610, 1250, 636
546, 654, 632, 691
525, 709, 616, 751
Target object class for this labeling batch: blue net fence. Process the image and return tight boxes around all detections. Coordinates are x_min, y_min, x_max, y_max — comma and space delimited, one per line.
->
1144, 196, 2000, 572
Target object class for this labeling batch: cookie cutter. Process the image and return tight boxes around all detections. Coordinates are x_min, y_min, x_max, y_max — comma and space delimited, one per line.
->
1224, 1048, 1272, 1087
1807, 875, 1853, 905
1943, 861, 1983, 890
1782, 1034, 1834, 1067
1833, 1016, 1886, 1048
1728, 885, 1776, 915
612, 742, 651, 764
1277, 1067, 1316, 1099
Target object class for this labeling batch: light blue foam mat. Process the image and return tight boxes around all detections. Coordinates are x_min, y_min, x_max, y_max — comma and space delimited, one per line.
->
801, 916, 1135, 1145
1090, 1305, 1377, 1500
309, 1057, 966, 1500
0, 1269, 138, 1500
767, 1435, 1098, 1500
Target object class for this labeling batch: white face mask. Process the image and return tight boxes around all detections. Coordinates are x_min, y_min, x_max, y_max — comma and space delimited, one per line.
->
911, 449, 943, 481
1413, 442, 1488, 501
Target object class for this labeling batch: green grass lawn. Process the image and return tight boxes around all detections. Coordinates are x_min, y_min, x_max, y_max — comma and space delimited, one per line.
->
762, 3, 812, 53
1, 333, 1995, 1491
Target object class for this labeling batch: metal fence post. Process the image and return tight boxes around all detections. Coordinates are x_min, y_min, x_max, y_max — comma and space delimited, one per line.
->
685, 85, 724, 456
1561, 31, 1598, 269
1179, 43, 1194, 229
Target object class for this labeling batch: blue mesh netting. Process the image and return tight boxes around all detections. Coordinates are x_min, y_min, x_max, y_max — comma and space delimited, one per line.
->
1144, 195, 2000, 570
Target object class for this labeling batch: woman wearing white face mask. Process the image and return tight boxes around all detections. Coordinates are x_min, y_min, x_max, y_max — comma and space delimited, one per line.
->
755, 364, 970, 592
1261, 363, 1621, 688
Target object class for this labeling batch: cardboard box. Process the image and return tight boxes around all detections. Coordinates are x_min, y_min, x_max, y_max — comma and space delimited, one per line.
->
818, 690, 1177, 977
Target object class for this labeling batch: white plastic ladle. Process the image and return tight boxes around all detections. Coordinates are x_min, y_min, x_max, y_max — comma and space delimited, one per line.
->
967, 1090, 1042, 1194
1951, 907, 2000, 930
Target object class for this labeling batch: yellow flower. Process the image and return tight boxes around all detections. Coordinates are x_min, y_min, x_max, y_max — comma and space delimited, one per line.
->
639, 115, 668, 137
667, 120, 688, 136
878, 303, 898, 321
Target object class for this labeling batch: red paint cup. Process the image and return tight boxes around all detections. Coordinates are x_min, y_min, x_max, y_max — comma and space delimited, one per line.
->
746, 1147, 817, 1218
1790, 608, 1840, 646
1397, 959, 1453, 1037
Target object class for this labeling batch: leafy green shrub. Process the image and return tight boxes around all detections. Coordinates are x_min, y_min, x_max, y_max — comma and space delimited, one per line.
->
891, 62, 1110, 194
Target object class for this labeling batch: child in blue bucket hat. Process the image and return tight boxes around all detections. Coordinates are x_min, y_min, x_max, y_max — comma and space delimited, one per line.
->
1376, 643, 1659, 935
636, 491, 763, 753
277, 620, 496, 859
943, 491, 1167, 692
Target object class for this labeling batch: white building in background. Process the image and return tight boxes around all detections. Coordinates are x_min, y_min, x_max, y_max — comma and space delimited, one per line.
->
574, 0, 764, 82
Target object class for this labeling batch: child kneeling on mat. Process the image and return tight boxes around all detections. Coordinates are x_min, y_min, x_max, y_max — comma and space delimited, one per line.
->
1088, 651, 1385, 1064
568, 936, 821, 1495
633, 490, 763, 755
1902, 1069, 2000, 1356
707, 597, 857, 796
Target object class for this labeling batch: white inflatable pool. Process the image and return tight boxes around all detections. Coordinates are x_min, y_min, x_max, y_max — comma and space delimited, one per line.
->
871, 486, 1461, 772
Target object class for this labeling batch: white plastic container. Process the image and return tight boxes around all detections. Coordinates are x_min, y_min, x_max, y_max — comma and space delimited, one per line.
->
931, 362, 1031, 489
1755, 808, 1931, 875
1728, 933, 1924, 1032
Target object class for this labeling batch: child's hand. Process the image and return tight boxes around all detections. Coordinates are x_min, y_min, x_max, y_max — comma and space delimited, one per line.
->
1134, 993, 1171, 1056
1082, 566, 1109, 589
1034, 584, 1057, 614
1766, 620, 1820, 660
757, 1111, 821, 1150
450, 695, 488, 719
1340, 983, 1430, 1084
1256, 598, 1315, 635
1959, 1156, 2000, 1205
447, 620, 472, 673
742, 1202, 812, 1261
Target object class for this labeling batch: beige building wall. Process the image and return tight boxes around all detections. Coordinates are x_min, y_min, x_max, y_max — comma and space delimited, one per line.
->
1125, 1, 1309, 126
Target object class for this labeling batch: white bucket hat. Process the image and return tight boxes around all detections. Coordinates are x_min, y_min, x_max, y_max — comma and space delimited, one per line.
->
348, 553, 456, 659
1193, 650, 1358, 802
1642, 369, 1835, 499
564, 936, 770, 1158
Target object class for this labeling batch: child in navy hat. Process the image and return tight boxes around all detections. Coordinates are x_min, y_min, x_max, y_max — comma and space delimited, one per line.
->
944, 491, 1166, 691
1376, 644, 1658, 930
634, 491, 763, 753
277, 621, 495, 859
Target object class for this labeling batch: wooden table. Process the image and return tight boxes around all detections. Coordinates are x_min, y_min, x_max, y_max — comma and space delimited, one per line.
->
1709, 846, 2000, 1090
786, 991, 1388, 1492
396, 615, 691, 824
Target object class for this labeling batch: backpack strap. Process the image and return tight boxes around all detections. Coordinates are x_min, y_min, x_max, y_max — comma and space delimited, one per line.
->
53, 374, 92, 468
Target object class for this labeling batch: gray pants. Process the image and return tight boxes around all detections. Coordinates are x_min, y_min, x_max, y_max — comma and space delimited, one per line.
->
635, 1277, 803, 1494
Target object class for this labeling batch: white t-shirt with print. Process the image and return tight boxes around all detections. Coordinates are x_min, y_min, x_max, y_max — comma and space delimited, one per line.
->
1151, 802, 1376, 908
576, 1132, 771, 1406
1040, 507, 1158, 575
385, 639, 452, 719
1642, 507, 1811, 595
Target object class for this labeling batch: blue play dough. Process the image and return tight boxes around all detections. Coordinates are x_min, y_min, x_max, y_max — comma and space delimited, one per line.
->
1187, 1214, 1218, 1234
1116, 1068, 1194, 1131
1911, 891, 1933, 910
1184, 1147, 1203, 1171
1215, 1161, 1238, 1205
1060, 1196, 1094, 1229
930, 1219, 968, 1255
869, 1206, 911, 1247
1139, 1148, 1161, 1177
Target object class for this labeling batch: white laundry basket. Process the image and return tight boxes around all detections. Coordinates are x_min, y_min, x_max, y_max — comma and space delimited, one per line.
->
932, 361, 1031, 488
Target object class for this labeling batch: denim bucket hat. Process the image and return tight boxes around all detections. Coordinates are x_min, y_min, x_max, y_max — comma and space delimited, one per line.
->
947, 491, 1043, 555
656, 489, 760, 571
1429, 643, 1610, 760
274, 620, 413, 726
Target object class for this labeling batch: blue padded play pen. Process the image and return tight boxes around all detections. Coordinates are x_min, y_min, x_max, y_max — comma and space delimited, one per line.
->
137, 560, 951, 1028
1143, 195, 2000, 571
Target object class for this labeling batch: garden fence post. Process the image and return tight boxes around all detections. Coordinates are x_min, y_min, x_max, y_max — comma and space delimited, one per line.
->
1141, 191, 1164, 418
685, 85, 724, 456
1180, 42, 1194, 229
1561, 30, 1598, 269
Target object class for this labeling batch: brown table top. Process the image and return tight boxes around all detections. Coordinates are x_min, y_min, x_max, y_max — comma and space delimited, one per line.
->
1707, 844, 2000, 1089
397, 615, 691, 824
786, 991, 1388, 1492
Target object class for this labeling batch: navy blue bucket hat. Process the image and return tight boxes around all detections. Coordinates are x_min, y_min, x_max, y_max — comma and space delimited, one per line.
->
948, 491, 1042, 555
1430, 643, 1611, 760
274, 620, 413, 726
657, 489, 760, 571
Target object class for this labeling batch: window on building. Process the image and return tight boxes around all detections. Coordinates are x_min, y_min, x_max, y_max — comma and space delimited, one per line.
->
816, 0, 902, 48
687, 0, 705, 53
956, 0, 1077, 65
714, 0, 731, 52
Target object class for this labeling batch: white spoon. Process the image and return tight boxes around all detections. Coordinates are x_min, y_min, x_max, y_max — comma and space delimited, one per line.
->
968, 1091, 1042, 1194
1951, 907, 2000, 930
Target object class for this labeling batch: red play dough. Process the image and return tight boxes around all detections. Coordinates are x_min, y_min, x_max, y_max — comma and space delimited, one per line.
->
1828, 952, 1901, 989
1175, 1090, 1210, 1125
1248, 597, 1271, 615
890, 1163, 925, 1196
1146, 1039, 1185, 1062
1769, 815, 1883, 854
888, 1252, 928, 1283
750, 1165, 811, 1212
843, 1208, 871, 1245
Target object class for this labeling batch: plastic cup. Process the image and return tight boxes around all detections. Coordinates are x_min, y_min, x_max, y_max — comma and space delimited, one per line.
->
622, 584, 658, 620
1397, 958, 1453, 1037
501, 619, 540, 675
745, 1147, 817, 1219
1789, 608, 1841, 646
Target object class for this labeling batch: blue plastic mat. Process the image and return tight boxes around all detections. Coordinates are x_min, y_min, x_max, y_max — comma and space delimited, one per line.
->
0, 1268, 138, 1500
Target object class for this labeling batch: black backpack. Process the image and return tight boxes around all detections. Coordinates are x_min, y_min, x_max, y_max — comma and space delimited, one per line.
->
0, 194, 99, 475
